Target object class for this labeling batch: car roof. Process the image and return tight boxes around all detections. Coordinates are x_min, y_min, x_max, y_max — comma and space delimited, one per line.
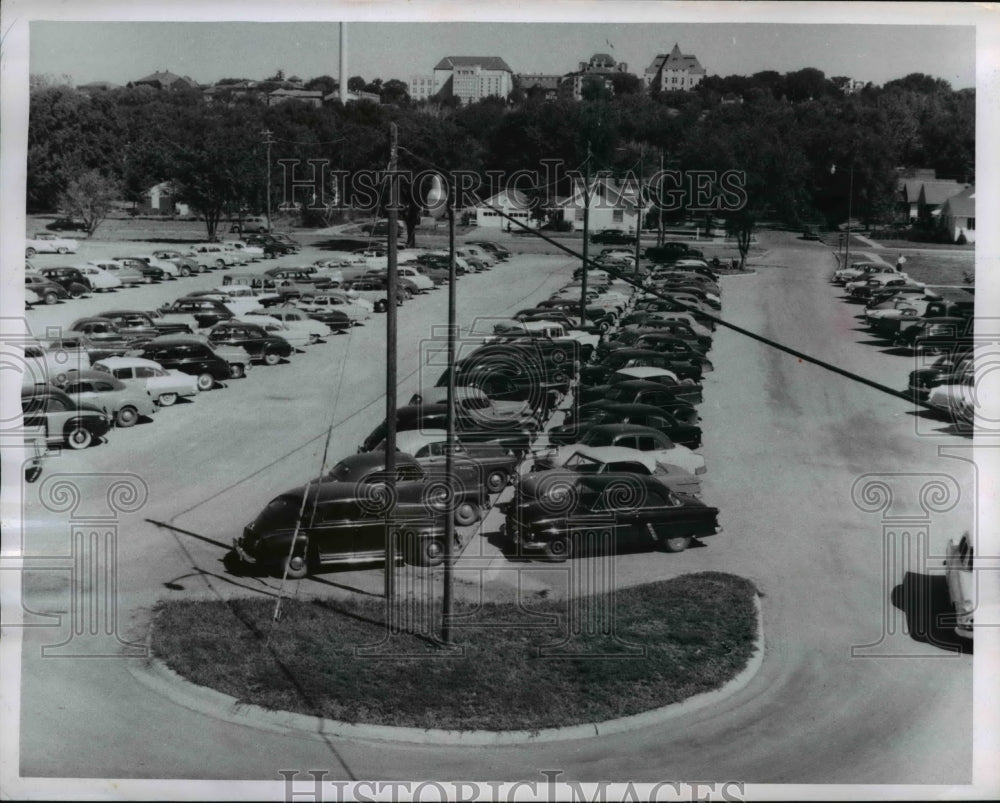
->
570, 445, 659, 470
92, 356, 162, 369
330, 452, 422, 473
58, 369, 126, 386
394, 429, 451, 452
612, 366, 681, 379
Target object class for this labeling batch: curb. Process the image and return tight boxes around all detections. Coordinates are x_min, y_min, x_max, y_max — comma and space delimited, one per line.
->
126, 594, 765, 746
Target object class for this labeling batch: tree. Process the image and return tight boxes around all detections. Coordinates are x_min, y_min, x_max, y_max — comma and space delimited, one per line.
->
610, 73, 643, 96
57, 170, 122, 236
381, 79, 411, 105
305, 75, 338, 95
348, 76, 367, 92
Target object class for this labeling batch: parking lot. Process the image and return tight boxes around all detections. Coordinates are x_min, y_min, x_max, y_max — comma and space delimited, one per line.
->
16, 227, 975, 782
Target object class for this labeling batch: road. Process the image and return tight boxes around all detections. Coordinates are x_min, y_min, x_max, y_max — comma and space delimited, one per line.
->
12, 231, 975, 786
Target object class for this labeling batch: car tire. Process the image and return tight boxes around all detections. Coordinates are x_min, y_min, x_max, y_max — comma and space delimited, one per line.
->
544, 536, 572, 562
157, 393, 178, 407
281, 546, 310, 580
25, 248, 36, 257
65, 424, 94, 450
43, 291, 59, 305
485, 470, 508, 494
375, 300, 388, 313
115, 406, 139, 428
57, 247, 69, 254
453, 501, 481, 527
180, 266, 192, 277
215, 259, 226, 268
229, 363, 246, 379
662, 535, 692, 553
415, 538, 446, 567
68, 283, 87, 299
196, 373, 215, 392
263, 350, 281, 366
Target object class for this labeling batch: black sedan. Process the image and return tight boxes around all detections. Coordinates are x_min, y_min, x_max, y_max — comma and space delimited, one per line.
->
207, 321, 293, 365
547, 402, 702, 449
501, 473, 720, 560
591, 229, 634, 245
572, 381, 703, 420
234, 480, 452, 577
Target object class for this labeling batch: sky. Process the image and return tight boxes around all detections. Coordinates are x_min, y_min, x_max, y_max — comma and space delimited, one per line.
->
26, 16, 976, 90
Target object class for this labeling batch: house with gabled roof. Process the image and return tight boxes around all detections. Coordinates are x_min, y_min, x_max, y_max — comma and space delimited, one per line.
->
644, 44, 706, 92
938, 185, 975, 243
897, 170, 964, 221
550, 175, 647, 233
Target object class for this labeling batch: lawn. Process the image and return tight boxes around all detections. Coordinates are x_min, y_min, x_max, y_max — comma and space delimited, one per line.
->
151, 572, 758, 731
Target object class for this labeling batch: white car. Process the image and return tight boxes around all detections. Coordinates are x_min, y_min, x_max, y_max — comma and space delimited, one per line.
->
457, 246, 495, 267
25, 288, 42, 306
26, 233, 79, 256
191, 243, 241, 269
296, 292, 373, 323
129, 254, 182, 279
73, 263, 122, 292
222, 241, 265, 261
210, 284, 283, 308
539, 428, 705, 476
541, 446, 702, 497
927, 369, 974, 427
87, 260, 144, 287
241, 310, 327, 348
944, 532, 975, 639
833, 261, 895, 285
368, 265, 435, 293
91, 356, 199, 407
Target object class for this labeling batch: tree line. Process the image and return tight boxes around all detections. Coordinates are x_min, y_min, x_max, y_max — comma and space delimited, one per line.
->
27, 69, 973, 240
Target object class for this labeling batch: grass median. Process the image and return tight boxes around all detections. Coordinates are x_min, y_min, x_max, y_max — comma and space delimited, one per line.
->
151, 571, 758, 731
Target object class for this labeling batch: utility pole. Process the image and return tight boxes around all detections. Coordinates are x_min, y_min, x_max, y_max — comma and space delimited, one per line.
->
844, 163, 854, 270
658, 149, 665, 246
384, 122, 399, 603
442, 172, 457, 646
581, 142, 590, 328
261, 129, 274, 232
634, 146, 643, 280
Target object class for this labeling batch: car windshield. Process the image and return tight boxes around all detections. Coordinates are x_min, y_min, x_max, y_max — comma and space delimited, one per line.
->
563, 452, 603, 473
327, 461, 355, 481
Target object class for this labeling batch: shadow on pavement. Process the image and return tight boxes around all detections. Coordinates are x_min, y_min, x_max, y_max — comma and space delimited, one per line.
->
891, 571, 973, 654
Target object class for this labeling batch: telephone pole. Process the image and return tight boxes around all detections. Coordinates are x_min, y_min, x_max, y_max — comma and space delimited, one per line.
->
261, 129, 275, 232
581, 142, 591, 327
384, 122, 399, 602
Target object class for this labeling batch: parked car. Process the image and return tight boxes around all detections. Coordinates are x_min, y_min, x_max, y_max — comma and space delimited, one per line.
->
342, 278, 401, 312
126, 254, 182, 279
26, 233, 80, 257
190, 243, 240, 269
67, 317, 153, 350
97, 309, 193, 337
324, 451, 487, 528
407, 384, 539, 426
944, 532, 975, 639
591, 229, 634, 245
360, 403, 535, 459
500, 473, 720, 560
583, 345, 710, 385
25, 288, 43, 307
37, 266, 92, 298
151, 249, 205, 277
20, 384, 111, 450
157, 297, 235, 329
128, 335, 250, 388
25, 272, 70, 305
234, 480, 452, 577
206, 321, 294, 365
85, 260, 145, 287
644, 242, 704, 263
908, 351, 974, 401
229, 216, 269, 234
571, 382, 703, 423
387, 429, 520, 496
53, 370, 157, 428
534, 424, 705, 476
46, 218, 88, 232
926, 368, 974, 426
526, 446, 702, 497
468, 241, 511, 260
222, 241, 266, 261
547, 402, 702, 449
833, 261, 896, 285
244, 307, 332, 342
291, 294, 358, 330
111, 257, 166, 283
894, 316, 973, 353
91, 356, 199, 407
71, 263, 122, 292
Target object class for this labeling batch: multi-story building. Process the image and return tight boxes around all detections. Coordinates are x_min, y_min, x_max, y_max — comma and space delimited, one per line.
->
644, 44, 706, 92
565, 53, 632, 100
410, 56, 514, 104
